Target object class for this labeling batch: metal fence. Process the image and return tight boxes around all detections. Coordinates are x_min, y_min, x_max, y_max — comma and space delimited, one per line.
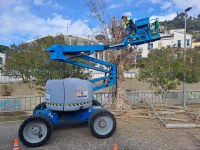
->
0, 96, 44, 112
0, 90, 200, 112
95, 90, 200, 106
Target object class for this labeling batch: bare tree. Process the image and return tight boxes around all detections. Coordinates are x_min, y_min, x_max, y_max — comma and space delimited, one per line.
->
85, 0, 134, 110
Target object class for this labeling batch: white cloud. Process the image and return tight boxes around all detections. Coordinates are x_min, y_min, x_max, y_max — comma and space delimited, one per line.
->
0, 1, 93, 45
33, 0, 46, 5
172, 0, 200, 16
161, 2, 172, 10
149, 0, 199, 17
122, 12, 132, 17
109, 3, 123, 9
54, 3, 63, 9
148, 0, 162, 4
0, 0, 25, 11
148, 0, 200, 16
150, 13, 177, 21
33, 0, 63, 9
124, 0, 133, 2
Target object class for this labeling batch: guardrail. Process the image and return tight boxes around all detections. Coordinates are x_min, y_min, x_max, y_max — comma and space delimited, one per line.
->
0, 90, 200, 112
0, 96, 44, 112
95, 90, 200, 106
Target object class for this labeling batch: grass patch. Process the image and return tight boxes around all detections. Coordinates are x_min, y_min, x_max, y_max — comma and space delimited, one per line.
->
0, 111, 29, 122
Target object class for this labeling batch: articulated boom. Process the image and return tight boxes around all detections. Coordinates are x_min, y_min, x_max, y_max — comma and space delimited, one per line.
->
46, 17, 160, 91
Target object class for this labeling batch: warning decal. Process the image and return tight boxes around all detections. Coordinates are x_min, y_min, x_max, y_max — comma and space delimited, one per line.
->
76, 87, 88, 99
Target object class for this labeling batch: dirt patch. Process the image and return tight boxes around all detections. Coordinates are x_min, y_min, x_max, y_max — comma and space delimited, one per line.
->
0, 83, 42, 97
0, 111, 29, 122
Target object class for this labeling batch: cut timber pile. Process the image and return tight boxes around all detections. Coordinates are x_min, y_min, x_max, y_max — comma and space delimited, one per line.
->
111, 102, 200, 129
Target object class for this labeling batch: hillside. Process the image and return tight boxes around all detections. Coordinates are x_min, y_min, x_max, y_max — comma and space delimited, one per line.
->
0, 45, 9, 53
161, 13, 200, 42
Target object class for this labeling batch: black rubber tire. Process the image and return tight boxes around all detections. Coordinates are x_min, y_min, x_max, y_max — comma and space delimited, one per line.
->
88, 109, 116, 139
92, 100, 102, 106
18, 114, 53, 147
33, 102, 46, 114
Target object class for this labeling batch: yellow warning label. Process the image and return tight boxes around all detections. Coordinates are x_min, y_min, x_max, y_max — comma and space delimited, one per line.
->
65, 101, 91, 107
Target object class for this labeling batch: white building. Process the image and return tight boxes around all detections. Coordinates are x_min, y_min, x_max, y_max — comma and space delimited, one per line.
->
64, 34, 97, 45
137, 29, 192, 58
0, 52, 6, 70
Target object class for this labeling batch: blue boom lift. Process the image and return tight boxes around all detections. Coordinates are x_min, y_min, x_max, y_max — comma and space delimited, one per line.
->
18, 17, 160, 147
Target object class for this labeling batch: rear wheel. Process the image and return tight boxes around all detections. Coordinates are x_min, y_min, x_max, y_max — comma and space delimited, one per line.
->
33, 102, 46, 114
88, 109, 116, 138
18, 114, 53, 147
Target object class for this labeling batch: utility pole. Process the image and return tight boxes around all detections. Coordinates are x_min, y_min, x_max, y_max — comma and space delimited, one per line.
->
64, 17, 69, 34
67, 19, 69, 34
183, 7, 192, 107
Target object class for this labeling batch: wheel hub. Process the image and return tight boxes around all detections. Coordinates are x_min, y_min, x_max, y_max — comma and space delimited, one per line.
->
32, 126, 40, 135
99, 119, 106, 128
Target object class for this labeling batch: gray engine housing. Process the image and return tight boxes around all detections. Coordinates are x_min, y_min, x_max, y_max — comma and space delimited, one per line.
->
45, 78, 93, 111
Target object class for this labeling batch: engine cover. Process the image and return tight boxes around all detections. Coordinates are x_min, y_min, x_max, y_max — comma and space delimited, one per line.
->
45, 78, 93, 111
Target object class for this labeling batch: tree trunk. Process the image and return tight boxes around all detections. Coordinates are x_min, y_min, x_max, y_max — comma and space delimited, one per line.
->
84, 2, 133, 110
111, 60, 132, 110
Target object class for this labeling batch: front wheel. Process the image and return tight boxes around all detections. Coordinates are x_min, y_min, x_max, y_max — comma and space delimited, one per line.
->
18, 114, 53, 147
88, 109, 116, 138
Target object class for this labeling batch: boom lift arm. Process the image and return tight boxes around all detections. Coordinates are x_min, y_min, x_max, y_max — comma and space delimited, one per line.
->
46, 17, 161, 91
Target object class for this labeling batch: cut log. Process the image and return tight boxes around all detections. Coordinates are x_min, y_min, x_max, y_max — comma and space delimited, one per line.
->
162, 117, 188, 122
157, 110, 185, 115
145, 100, 166, 126
165, 123, 200, 128
131, 115, 154, 119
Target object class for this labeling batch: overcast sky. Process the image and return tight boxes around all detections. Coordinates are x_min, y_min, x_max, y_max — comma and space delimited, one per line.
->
0, 0, 199, 46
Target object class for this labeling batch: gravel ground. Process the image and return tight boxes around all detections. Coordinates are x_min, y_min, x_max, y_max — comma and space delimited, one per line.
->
0, 117, 200, 150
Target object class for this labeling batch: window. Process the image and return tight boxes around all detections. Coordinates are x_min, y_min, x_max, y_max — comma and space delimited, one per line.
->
195, 46, 200, 49
0, 57, 3, 64
158, 42, 163, 48
177, 40, 181, 48
95, 53, 98, 59
167, 45, 171, 48
187, 39, 190, 46
148, 43, 153, 50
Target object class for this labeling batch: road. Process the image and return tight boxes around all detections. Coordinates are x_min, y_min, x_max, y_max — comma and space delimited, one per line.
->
0, 118, 200, 150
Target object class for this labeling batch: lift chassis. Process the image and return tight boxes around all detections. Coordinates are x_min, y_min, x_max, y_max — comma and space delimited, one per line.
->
18, 17, 160, 147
